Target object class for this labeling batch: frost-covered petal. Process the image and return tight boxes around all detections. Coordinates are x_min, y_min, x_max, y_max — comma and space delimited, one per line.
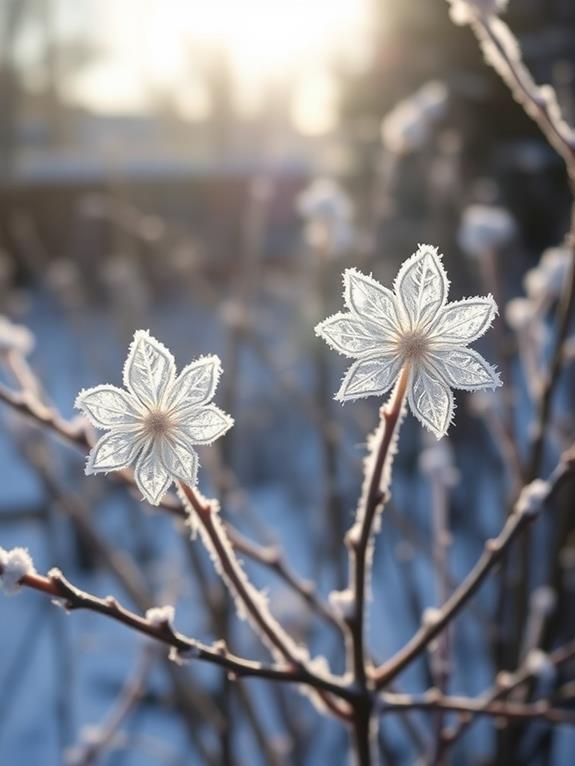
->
336, 355, 401, 402
431, 347, 502, 390
394, 244, 449, 331
179, 405, 234, 445
123, 330, 176, 409
167, 355, 222, 413
315, 312, 395, 359
75, 385, 143, 429
343, 268, 400, 333
408, 365, 453, 438
86, 430, 146, 474
161, 437, 199, 486
135, 445, 172, 505
430, 295, 497, 344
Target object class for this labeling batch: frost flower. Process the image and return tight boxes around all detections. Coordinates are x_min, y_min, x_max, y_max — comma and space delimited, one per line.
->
75, 330, 233, 505
315, 244, 501, 438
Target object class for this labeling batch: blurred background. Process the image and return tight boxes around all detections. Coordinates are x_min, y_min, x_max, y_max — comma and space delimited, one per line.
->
1, 1, 575, 764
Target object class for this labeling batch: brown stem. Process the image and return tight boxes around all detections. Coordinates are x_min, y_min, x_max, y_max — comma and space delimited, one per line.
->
373, 451, 574, 690
346, 365, 410, 688
4, 565, 351, 700
0, 380, 340, 630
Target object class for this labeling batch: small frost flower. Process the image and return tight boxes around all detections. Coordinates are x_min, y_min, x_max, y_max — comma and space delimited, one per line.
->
315, 244, 502, 438
0, 546, 36, 594
75, 330, 233, 505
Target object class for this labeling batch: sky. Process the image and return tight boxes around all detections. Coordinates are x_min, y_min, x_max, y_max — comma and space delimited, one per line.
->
27, 0, 372, 135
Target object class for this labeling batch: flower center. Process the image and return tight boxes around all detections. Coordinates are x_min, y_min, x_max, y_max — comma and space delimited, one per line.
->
398, 330, 430, 360
144, 409, 173, 438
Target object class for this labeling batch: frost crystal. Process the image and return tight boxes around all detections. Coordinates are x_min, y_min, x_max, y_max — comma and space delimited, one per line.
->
315, 244, 502, 438
0, 316, 35, 355
75, 330, 234, 505
0, 546, 36, 594
296, 178, 354, 253
448, 0, 508, 26
381, 81, 448, 155
458, 204, 516, 258
146, 604, 175, 626
516, 479, 549, 518
524, 246, 572, 301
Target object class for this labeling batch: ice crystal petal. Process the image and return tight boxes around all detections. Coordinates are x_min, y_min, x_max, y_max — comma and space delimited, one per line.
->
135, 444, 172, 505
123, 330, 176, 408
315, 312, 395, 359
430, 295, 497, 344
336, 355, 401, 402
430, 348, 502, 390
408, 365, 453, 438
168, 355, 222, 412
179, 405, 234, 445
343, 268, 399, 333
75, 385, 143, 429
86, 430, 147, 474
161, 437, 199, 486
394, 244, 449, 331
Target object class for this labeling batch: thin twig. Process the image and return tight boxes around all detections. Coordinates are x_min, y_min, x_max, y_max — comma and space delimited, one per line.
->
373, 449, 575, 690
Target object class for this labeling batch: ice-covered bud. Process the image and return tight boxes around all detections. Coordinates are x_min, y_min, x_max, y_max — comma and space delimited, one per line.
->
448, 0, 508, 26
516, 479, 549, 518
422, 607, 442, 628
0, 316, 35, 355
329, 588, 354, 620
458, 204, 516, 258
296, 178, 354, 253
524, 246, 571, 301
381, 81, 448, 155
419, 440, 460, 486
0, 546, 36, 594
525, 649, 556, 683
146, 605, 175, 627
530, 586, 557, 617
505, 298, 533, 331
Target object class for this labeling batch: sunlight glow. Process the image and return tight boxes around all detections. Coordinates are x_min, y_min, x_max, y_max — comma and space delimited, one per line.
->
64, 0, 370, 133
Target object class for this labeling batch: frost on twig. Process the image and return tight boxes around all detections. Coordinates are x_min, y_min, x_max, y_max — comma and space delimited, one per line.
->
0, 546, 36, 595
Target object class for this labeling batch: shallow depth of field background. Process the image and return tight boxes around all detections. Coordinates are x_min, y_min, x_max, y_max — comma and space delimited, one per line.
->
1, 1, 575, 765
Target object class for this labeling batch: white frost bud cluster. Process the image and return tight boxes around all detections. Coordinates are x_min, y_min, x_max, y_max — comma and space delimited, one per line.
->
505, 298, 533, 331
145, 605, 175, 627
381, 81, 448, 155
523, 246, 572, 302
296, 178, 354, 254
448, 0, 508, 26
516, 479, 549, 518
419, 439, 460, 486
0, 316, 35, 355
525, 648, 556, 683
0, 546, 36, 595
530, 585, 557, 617
458, 204, 516, 258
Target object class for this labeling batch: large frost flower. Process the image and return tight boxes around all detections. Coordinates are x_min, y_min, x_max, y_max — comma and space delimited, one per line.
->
315, 244, 502, 438
75, 330, 233, 505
